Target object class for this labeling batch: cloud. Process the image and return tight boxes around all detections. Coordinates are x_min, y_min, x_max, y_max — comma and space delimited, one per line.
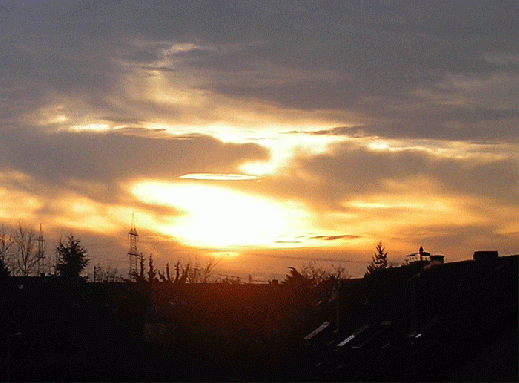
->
307, 126, 370, 138
0, 128, 268, 202
0, 1, 517, 274
311, 235, 362, 241
1, 1, 517, 142
180, 173, 258, 181
284, 142, 519, 206
227, 139, 519, 254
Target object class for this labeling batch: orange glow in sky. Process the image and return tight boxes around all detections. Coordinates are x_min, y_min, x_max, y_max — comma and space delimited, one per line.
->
130, 181, 315, 249
1, 2, 518, 278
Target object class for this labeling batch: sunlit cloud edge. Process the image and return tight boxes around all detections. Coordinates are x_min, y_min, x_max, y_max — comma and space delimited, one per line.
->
179, 173, 258, 181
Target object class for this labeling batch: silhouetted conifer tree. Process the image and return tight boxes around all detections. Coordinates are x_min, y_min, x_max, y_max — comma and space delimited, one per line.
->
148, 254, 156, 283
365, 241, 388, 277
56, 235, 89, 279
139, 253, 145, 281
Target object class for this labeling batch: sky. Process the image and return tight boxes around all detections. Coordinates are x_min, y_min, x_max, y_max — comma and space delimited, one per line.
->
0, 0, 518, 279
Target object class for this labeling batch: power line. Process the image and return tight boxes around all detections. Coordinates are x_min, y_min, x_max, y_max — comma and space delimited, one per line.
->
84, 242, 121, 250
247, 252, 368, 264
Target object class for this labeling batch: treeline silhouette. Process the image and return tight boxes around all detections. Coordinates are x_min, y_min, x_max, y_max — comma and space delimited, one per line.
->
0, 265, 337, 381
1, 249, 517, 381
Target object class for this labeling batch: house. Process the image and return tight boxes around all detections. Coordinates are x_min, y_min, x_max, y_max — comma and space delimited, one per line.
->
405, 246, 444, 265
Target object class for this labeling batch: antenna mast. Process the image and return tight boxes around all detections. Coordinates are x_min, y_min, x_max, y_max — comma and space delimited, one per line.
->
128, 213, 139, 281
36, 224, 45, 276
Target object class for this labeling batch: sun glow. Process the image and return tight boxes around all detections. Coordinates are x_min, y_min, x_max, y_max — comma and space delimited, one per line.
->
70, 123, 110, 132
130, 181, 312, 248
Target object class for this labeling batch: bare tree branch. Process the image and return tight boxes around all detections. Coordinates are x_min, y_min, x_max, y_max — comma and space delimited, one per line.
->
12, 223, 38, 276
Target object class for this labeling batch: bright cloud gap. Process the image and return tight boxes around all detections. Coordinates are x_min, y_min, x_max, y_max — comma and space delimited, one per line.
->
180, 173, 258, 181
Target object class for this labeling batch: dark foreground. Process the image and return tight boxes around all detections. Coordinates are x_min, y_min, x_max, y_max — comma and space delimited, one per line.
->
1, 255, 517, 382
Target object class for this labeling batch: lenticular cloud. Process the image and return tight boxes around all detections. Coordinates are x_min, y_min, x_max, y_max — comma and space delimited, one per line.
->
179, 173, 257, 181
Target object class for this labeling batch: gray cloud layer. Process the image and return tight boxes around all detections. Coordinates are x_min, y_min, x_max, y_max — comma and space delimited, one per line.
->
1, 1, 517, 140
0, 128, 267, 202
259, 142, 519, 210
0, 1, 517, 266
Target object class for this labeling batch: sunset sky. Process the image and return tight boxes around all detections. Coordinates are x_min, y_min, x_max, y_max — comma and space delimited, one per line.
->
0, 1, 517, 279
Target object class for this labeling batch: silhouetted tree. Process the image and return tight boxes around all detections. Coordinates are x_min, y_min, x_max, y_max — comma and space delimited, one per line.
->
158, 271, 167, 282
330, 264, 349, 280
148, 254, 156, 283
301, 261, 348, 284
189, 261, 200, 283
56, 235, 89, 279
178, 263, 189, 284
0, 256, 9, 278
299, 262, 326, 284
284, 266, 308, 285
201, 257, 218, 283
0, 225, 12, 257
94, 263, 119, 282
12, 223, 38, 276
138, 253, 145, 281
174, 261, 180, 282
365, 241, 388, 277
285, 262, 348, 286
0, 225, 12, 278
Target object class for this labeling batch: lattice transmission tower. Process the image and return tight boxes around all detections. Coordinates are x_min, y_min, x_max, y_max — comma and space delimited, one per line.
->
128, 213, 139, 281
36, 224, 45, 276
